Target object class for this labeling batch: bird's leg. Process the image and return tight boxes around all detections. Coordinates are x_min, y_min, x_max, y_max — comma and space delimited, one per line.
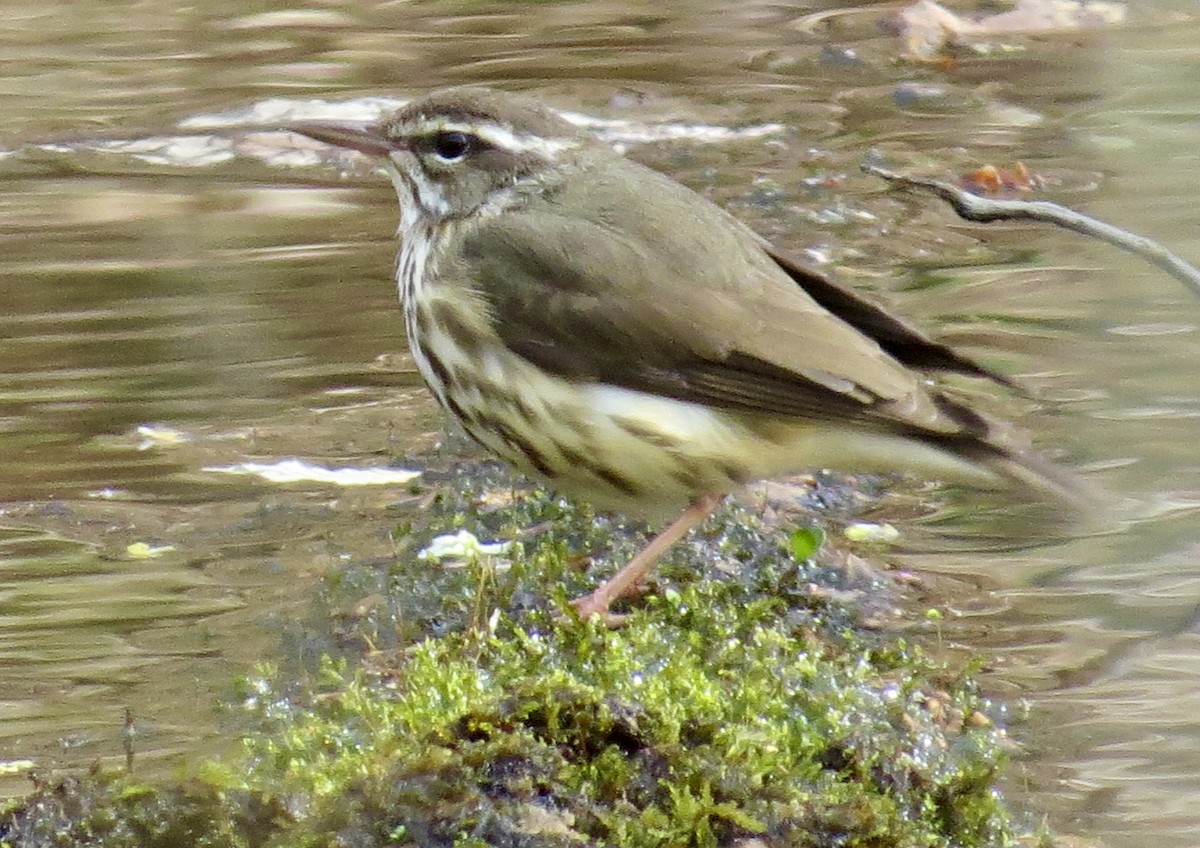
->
570, 493, 724, 622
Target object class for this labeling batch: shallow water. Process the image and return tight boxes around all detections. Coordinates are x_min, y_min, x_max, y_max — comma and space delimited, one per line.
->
2, 3, 1200, 845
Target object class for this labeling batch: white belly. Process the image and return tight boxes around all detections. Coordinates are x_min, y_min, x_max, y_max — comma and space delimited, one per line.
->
418, 332, 998, 517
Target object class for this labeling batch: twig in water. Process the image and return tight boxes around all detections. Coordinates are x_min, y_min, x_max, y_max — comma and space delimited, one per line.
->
862, 161, 1200, 302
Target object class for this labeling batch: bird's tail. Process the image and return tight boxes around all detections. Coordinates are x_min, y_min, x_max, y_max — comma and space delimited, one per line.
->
926, 391, 1106, 527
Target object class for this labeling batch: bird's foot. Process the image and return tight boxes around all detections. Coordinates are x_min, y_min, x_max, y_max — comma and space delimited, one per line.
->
561, 494, 727, 627
567, 588, 631, 628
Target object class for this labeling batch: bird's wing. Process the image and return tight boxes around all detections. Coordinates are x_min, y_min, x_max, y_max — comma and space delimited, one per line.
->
765, 248, 1016, 388
452, 165, 986, 440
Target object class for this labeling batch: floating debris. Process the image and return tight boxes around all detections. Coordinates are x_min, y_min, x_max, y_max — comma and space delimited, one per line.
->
205, 458, 419, 486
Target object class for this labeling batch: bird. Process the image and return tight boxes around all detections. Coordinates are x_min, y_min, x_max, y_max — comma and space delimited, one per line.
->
290, 87, 1076, 621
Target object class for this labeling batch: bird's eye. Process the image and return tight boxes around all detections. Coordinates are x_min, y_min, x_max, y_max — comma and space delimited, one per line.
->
431, 130, 474, 162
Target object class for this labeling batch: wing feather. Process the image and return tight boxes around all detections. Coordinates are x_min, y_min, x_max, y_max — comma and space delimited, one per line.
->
450, 157, 989, 440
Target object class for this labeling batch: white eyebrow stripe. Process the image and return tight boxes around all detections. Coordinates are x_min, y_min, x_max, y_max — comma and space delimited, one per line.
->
432, 120, 579, 157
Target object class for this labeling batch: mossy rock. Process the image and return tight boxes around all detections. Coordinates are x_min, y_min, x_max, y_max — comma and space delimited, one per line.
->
1, 479, 1041, 848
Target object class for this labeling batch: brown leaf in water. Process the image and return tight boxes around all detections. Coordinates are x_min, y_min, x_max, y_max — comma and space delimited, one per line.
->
959, 161, 1043, 197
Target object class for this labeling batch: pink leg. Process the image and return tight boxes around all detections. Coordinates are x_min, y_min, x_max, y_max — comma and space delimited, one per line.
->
571, 493, 724, 622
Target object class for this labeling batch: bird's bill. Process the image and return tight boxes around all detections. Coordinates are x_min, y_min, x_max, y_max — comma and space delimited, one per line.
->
289, 121, 395, 157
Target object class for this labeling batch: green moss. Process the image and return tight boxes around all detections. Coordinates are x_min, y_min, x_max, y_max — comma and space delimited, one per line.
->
0, 480, 1040, 847
246, 575, 1013, 847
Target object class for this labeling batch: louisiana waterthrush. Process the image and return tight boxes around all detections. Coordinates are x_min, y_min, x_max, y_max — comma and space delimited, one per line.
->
292, 87, 1073, 619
